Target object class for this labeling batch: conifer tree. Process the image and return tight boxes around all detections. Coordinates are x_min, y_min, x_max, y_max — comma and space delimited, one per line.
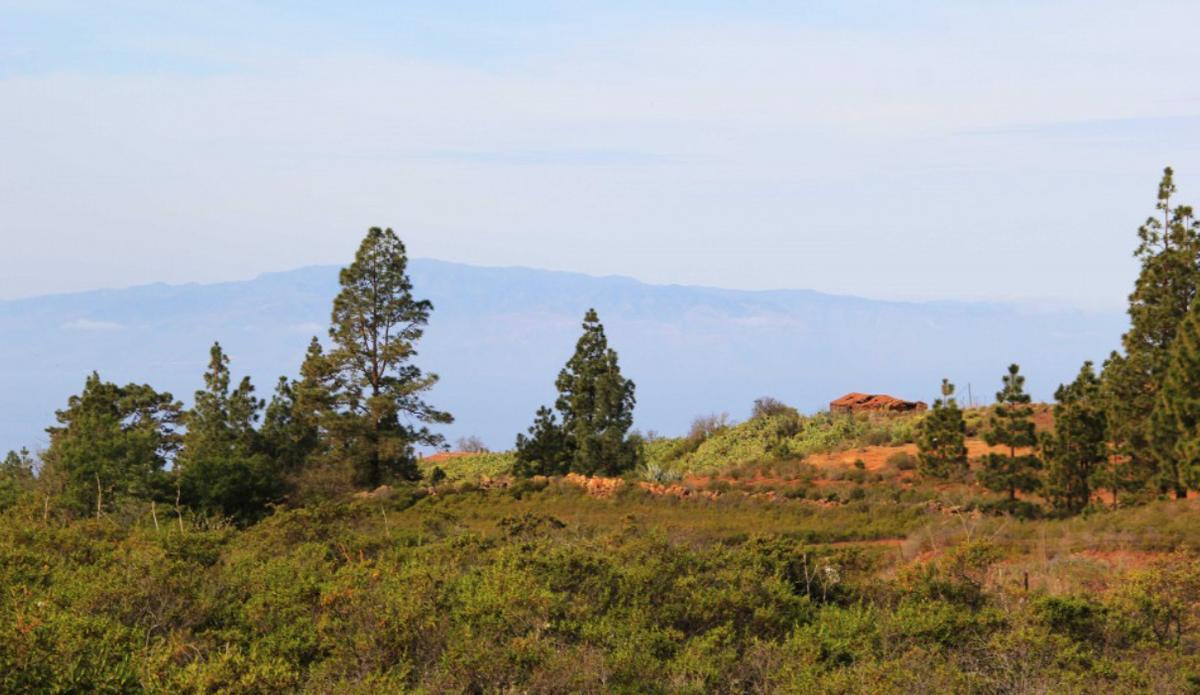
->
0, 448, 35, 511
979, 364, 1042, 500
513, 406, 570, 477
292, 337, 341, 438
1149, 297, 1200, 497
261, 375, 319, 474
272, 338, 364, 501
177, 342, 279, 523
1102, 167, 1200, 491
916, 379, 968, 478
555, 309, 639, 475
1044, 362, 1107, 514
43, 373, 182, 516
323, 228, 451, 487
515, 309, 639, 477
260, 337, 337, 478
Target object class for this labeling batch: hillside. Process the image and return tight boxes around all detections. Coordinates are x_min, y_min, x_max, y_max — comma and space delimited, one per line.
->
7, 423, 1200, 692
0, 260, 1123, 453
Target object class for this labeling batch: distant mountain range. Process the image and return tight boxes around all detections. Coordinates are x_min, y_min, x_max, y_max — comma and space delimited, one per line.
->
0, 259, 1128, 454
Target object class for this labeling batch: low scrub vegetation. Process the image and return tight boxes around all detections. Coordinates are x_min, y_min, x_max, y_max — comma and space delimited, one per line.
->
5, 484, 1200, 692
639, 409, 923, 476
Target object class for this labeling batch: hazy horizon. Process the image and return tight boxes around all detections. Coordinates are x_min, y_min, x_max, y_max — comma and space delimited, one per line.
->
0, 255, 1138, 315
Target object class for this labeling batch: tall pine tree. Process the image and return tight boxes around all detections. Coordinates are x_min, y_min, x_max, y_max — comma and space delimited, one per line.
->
323, 228, 452, 487
515, 309, 639, 477
916, 378, 968, 479
1044, 362, 1107, 514
1103, 167, 1200, 494
979, 364, 1042, 501
1150, 295, 1200, 497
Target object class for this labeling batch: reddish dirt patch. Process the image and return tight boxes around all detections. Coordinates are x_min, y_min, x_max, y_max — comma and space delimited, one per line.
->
1030, 405, 1055, 431
805, 444, 918, 472
804, 439, 1033, 472
806, 441, 1041, 472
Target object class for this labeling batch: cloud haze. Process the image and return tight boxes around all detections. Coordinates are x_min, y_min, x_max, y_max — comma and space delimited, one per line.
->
3, 1, 1200, 308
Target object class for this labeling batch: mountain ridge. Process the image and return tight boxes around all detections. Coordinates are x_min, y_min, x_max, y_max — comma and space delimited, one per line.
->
0, 259, 1127, 454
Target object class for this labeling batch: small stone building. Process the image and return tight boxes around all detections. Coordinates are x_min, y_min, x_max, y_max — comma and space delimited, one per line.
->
829, 392, 927, 414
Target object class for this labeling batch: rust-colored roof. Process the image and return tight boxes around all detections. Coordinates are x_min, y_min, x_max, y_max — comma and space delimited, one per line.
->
829, 392, 927, 413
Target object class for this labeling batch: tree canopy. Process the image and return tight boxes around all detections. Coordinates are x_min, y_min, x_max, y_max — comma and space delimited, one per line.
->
916, 379, 967, 479
979, 364, 1041, 501
1102, 167, 1200, 494
516, 309, 639, 476
43, 373, 182, 516
1045, 362, 1108, 514
322, 227, 453, 486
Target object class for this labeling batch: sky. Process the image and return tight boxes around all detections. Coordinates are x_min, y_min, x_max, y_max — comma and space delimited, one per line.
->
3, 1, 1200, 310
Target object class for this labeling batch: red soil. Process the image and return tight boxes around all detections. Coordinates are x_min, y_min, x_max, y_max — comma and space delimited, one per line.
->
804, 439, 1028, 472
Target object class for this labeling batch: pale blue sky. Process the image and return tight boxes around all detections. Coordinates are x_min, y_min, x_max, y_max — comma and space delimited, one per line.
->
3, 1, 1200, 308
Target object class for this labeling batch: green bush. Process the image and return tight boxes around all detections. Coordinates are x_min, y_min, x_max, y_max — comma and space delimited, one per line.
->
1034, 595, 1108, 644
886, 451, 918, 471
4, 478, 1200, 691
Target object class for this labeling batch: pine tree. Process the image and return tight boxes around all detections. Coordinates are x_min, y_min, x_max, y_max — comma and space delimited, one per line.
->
554, 309, 639, 476
324, 228, 452, 487
292, 337, 340, 441
1103, 167, 1200, 493
1150, 297, 1200, 497
1044, 362, 1107, 514
979, 364, 1042, 501
277, 337, 355, 500
515, 309, 639, 477
916, 379, 968, 479
0, 448, 35, 511
261, 375, 319, 475
177, 342, 279, 523
43, 373, 182, 516
513, 406, 570, 477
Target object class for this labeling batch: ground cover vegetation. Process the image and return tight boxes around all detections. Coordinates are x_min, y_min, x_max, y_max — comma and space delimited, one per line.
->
6, 171, 1200, 691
